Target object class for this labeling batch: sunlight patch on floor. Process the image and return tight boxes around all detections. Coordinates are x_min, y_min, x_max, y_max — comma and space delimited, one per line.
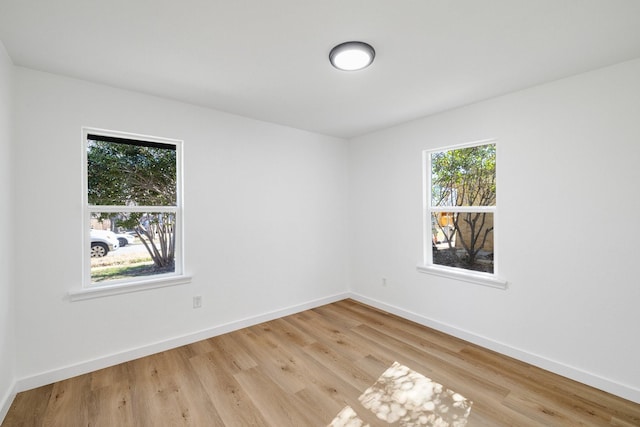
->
329, 406, 370, 427
328, 361, 472, 427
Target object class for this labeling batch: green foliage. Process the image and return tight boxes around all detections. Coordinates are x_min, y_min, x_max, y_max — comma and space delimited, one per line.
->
431, 144, 495, 207
88, 140, 176, 206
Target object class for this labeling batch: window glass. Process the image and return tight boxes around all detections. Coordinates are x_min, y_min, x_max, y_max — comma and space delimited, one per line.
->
431, 212, 494, 273
427, 142, 496, 275
90, 211, 177, 283
431, 144, 495, 207
87, 137, 177, 206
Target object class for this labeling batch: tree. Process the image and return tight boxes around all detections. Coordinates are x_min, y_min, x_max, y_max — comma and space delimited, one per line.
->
431, 144, 495, 269
88, 139, 177, 270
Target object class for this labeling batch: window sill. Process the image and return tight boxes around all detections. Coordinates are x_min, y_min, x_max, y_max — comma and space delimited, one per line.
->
416, 264, 507, 289
68, 275, 192, 301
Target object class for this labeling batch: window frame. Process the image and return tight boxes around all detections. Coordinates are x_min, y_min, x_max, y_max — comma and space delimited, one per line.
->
418, 139, 507, 289
71, 127, 190, 301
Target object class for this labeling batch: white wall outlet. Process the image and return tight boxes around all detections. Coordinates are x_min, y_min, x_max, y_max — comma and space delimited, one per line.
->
193, 296, 202, 308
382, 277, 387, 287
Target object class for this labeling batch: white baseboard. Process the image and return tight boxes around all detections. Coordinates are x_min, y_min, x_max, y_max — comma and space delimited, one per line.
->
349, 292, 640, 404
0, 381, 16, 424
13, 292, 349, 395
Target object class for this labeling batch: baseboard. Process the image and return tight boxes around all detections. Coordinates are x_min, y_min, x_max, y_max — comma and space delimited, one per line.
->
0, 381, 17, 424
349, 292, 640, 404
14, 292, 349, 394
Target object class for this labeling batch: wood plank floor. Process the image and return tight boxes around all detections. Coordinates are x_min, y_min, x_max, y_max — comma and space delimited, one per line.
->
3, 299, 640, 426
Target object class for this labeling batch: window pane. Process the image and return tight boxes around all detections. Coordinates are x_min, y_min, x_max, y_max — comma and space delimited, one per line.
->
431, 143, 496, 207
87, 139, 177, 206
90, 212, 176, 283
432, 212, 494, 274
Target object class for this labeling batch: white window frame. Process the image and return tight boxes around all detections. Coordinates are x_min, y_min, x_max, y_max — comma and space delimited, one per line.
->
417, 139, 507, 289
70, 127, 190, 301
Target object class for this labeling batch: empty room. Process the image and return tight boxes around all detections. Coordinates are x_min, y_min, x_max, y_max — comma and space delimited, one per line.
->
1, 1, 639, 425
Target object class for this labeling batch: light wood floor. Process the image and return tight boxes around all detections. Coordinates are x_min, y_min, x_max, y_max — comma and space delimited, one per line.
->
3, 299, 640, 426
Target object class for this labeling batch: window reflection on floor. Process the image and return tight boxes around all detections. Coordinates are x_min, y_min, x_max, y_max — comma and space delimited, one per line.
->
329, 362, 472, 427
330, 406, 369, 427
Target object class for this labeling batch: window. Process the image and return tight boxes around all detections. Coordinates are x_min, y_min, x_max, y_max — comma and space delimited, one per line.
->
419, 140, 506, 288
74, 128, 188, 299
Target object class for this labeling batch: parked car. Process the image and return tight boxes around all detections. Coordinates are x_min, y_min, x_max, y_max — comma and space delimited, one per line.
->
90, 229, 119, 257
115, 232, 135, 247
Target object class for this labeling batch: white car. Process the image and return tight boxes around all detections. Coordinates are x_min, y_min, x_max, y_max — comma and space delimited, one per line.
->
115, 232, 135, 247
90, 229, 120, 257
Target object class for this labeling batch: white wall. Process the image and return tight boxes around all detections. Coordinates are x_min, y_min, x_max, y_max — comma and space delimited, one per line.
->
349, 58, 640, 402
12, 68, 349, 384
0, 41, 15, 419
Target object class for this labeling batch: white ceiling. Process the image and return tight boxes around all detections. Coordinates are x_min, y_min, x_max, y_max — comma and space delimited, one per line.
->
1, 1, 640, 138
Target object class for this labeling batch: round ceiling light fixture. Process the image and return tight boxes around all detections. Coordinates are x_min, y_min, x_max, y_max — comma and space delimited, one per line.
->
329, 41, 375, 71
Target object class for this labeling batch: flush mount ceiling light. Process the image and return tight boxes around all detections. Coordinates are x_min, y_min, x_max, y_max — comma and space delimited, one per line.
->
329, 41, 375, 71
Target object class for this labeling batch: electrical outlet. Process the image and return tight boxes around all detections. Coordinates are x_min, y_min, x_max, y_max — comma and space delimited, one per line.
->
193, 296, 202, 308
382, 277, 387, 287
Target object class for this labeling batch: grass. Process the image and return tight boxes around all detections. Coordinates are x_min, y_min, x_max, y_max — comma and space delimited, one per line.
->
90, 248, 152, 268
92, 262, 157, 282
90, 244, 174, 282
